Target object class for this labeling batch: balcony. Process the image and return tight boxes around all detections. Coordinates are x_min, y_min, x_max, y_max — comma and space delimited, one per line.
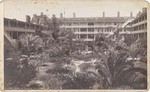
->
60, 25, 117, 28
4, 26, 35, 33
132, 20, 147, 27
130, 30, 147, 34
74, 31, 113, 34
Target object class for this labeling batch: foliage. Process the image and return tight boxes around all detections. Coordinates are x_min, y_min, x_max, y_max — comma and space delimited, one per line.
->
130, 37, 147, 58
47, 29, 86, 57
4, 52, 37, 88
46, 56, 72, 74
62, 72, 96, 89
49, 15, 60, 40
33, 75, 64, 89
92, 34, 147, 89
35, 28, 43, 37
57, 29, 80, 55
18, 34, 44, 56
124, 35, 137, 46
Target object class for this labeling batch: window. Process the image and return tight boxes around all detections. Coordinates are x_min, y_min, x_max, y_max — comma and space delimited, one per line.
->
73, 22, 79, 26
95, 28, 99, 32
69, 23, 72, 26
134, 26, 137, 31
66, 23, 72, 26
145, 23, 147, 29
142, 24, 144, 30
139, 25, 141, 30
88, 28, 94, 32
142, 16, 144, 21
80, 22, 87, 25
105, 22, 111, 25
12, 32, 18, 39
80, 34, 87, 39
114, 22, 117, 25
88, 22, 94, 26
139, 18, 141, 22
4, 19, 9, 26
88, 34, 94, 39
80, 28, 87, 32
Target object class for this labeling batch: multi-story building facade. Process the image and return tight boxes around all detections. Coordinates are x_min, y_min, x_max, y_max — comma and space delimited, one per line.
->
30, 12, 134, 41
29, 7, 147, 42
4, 7, 147, 50
130, 7, 147, 39
58, 12, 134, 41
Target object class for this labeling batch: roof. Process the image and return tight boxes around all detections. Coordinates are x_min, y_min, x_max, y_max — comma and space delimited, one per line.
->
57, 17, 133, 22
4, 18, 44, 27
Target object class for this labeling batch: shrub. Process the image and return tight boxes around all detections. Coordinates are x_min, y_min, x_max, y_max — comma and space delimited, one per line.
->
4, 56, 37, 89
18, 34, 44, 57
62, 72, 97, 89
33, 75, 64, 89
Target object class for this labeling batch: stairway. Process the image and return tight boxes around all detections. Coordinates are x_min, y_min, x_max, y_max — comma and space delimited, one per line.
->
106, 18, 134, 38
121, 18, 134, 28
4, 31, 17, 48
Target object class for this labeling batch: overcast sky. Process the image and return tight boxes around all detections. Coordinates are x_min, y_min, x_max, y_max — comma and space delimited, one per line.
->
4, 0, 148, 21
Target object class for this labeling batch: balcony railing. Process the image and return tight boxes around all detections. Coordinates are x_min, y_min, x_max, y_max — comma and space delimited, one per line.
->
4, 31, 17, 47
132, 20, 147, 27
74, 31, 113, 34
4, 26, 35, 33
60, 25, 117, 28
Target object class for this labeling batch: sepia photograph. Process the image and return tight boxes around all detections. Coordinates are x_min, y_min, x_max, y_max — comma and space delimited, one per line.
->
2, 0, 149, 91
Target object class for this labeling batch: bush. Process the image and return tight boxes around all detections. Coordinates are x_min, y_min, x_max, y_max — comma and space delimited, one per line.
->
4, 57, 37, 89
33, 75, 64, 89
62, 72, 97, 89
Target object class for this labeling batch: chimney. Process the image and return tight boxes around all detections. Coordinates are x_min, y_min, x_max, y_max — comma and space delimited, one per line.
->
130, 12, 133, 17
60, 13, 63, 18
26, 15, 31, 23
103, 12, 105, 17
73, 12, 76, 18
117, 12, 120, 17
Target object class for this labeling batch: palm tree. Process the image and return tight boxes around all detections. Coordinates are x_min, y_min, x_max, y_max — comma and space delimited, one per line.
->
90, 34, 147, 89
18, 34, 44, 57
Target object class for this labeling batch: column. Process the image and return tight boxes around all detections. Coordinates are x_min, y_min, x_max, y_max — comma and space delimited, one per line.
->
8, 20, 10, 27
79, 28, 81, 39
10, 31, 13, 38
25, 23, 27, 29
16, 32, 18, 39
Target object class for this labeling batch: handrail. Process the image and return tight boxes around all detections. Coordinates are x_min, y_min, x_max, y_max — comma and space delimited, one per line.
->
4, 31, 17, 48
106, 18, 134, 38
121, 18, 134, 28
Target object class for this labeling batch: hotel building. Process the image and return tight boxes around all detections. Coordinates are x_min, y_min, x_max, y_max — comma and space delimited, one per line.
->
4, 7, 147, 47
58, 12, 134, 41
130, 7, 147, 39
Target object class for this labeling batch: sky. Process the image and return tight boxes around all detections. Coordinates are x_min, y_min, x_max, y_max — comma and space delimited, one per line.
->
3, 0, 148, 22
